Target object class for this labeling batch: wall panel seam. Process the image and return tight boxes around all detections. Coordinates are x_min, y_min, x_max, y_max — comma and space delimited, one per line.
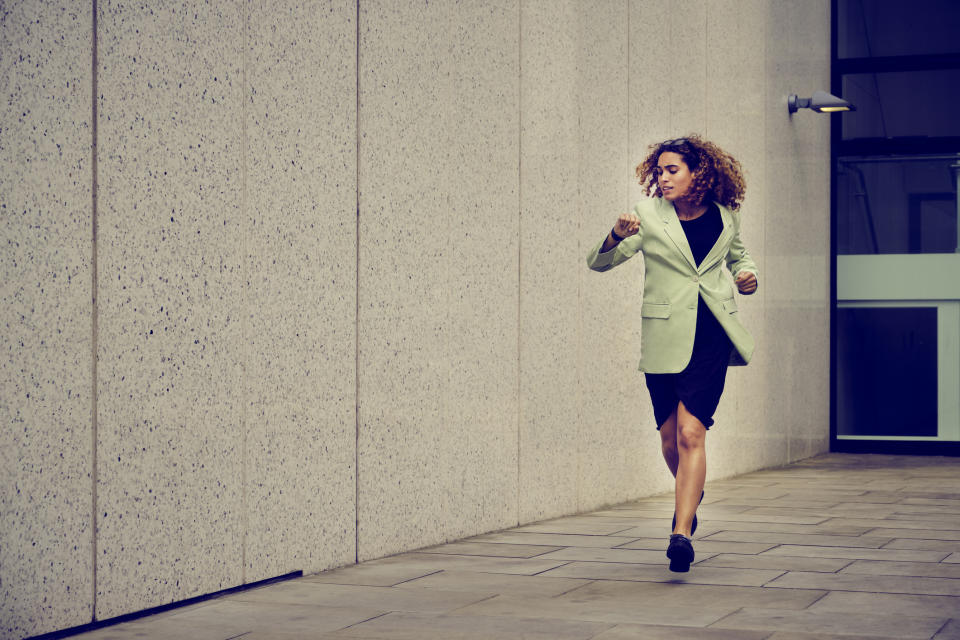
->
516, 0, 523, 526
240, 0, 249, 585
90, 0, 100, 622
354, 0, 362, 564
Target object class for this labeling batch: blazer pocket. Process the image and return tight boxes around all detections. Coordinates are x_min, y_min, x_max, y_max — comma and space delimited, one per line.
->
721, 298, 738, 314
641, 302, 671, 319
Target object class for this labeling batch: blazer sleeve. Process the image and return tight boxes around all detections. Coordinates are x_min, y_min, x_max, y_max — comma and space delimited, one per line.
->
725, 210, 759, 279
585, 213, 644, 272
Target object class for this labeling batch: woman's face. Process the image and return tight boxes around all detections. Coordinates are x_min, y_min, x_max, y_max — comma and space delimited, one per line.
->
656, 151, 694, 201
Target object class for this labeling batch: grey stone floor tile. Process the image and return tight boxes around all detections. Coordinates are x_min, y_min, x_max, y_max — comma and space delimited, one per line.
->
702, 530, 894, 548
767, 632, 924, 640
513, 521, 638, 535
902, 498, 960, 509
69, 601, 380, 640
360, 551, 568, 575
561, 579, 825, 611
589, 623, 770, 639
840, 559, 960, 578
882, 538, 960, 552
893, 505, 960, 516
535, 546, 709, 565
419, 541, 563, 558
934, 619, 960, 639
808, 590, 960, 618
227, 581, 496, 614
866, 528, 960, 541
705, 510, 828, 525
703, 488, 790, 500
698, 519, 871, 536
696, 553, 852, 573
620, 537, 778, 555
761, 544, 949, 562
469, 531, 640, 549
540, 560, 784, 587
323, 611, 612, 639
603, 523, 707, 539
303, 556, 446, 587
450, 593, 731, 627
589, 508, 676, 519
885, 513, 960, 526
161, 600, 381, 634
766, 570, 960, 596
393, 569, 590, 596
709, 607, 946, 638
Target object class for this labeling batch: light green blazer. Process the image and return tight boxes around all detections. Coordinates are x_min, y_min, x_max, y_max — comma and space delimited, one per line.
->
586, 197, 758, 373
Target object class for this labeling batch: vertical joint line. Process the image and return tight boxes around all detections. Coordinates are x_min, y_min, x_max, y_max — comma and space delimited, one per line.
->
354, 0, 361, 565
240, 0, 248, 584
90, 0, 99, 622
516, 0, 522, 526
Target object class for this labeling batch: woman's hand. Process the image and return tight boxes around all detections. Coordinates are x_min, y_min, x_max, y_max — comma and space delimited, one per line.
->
613, 213, 640, 239
735, 271, 758, 295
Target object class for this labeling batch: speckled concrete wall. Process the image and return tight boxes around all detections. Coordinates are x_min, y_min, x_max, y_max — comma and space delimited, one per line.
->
356, 0, 520, 561
2, 1, 832, 637
0, 2, 95, 638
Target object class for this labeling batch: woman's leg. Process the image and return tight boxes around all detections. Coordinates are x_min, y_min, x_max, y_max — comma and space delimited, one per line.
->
672, 401, 707, 537
658, 408, 679, 477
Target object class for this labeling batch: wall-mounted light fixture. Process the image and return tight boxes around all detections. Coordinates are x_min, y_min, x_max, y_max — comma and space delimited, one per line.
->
788, 91, 856, 114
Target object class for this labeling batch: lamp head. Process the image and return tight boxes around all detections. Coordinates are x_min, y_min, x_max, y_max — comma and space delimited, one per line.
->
788, 90, 855, 114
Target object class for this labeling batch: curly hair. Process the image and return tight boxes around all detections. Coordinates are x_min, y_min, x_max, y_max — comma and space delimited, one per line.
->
636, 135, 746, 211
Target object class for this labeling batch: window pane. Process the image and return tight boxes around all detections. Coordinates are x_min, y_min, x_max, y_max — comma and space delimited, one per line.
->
836, 157, 959, 255
841, 71, 960, 140
836, 307, 938, 437
838, 0, 960, 58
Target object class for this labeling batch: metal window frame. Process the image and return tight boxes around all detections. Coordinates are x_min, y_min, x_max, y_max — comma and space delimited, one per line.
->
829, 0, 960, 455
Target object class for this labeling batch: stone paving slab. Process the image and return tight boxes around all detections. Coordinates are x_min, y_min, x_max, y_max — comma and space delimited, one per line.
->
533, 545, 710, 565
766, 570, 960, 596
883, 538, 960, 551
709, 607, 948, 639
66, 453, 960, 640
840, 559, 960, 578
417, 541, 562, 558
807, 590, 960, 618
392, 570, 590, 596
227, 581, 496, 614
325, 612, 612, 639
619, 536, 779, 555
934, 619, 960, 639
702, 530, 895, 548
468, 531, 641, 549
588, 623, 770, 639
696, 553, 853, 573
760, 543, 950, 562
556, 579, 826, 611
448, 593, 733, 627
540, 560, 785, 587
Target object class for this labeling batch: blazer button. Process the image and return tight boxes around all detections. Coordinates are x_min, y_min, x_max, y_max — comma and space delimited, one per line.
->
691, 276, 699, 283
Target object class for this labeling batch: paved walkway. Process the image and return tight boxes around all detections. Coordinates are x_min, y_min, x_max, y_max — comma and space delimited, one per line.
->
73, 453, 960, 639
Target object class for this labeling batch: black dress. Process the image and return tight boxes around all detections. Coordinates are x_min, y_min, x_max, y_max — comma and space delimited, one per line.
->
644, 203, 733, 429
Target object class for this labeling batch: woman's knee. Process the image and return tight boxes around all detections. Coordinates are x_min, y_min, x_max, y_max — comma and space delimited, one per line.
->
676, 420, 706, 451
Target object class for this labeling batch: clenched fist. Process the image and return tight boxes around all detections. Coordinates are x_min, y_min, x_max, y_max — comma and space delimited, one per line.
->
735, 271, 758, 295
613, 213, 640, 239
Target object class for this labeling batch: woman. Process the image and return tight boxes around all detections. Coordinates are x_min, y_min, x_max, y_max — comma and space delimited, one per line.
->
586, 135, 758, 573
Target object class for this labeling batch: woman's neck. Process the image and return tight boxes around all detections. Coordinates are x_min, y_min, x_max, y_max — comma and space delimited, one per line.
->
674, 198, 707, 221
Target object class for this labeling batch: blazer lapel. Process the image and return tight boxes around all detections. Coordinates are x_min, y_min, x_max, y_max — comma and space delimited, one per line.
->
657, 199, 697, 270
698, 204, 733, 274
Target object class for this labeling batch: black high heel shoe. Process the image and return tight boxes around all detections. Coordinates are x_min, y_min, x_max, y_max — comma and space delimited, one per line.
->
671, 490, 704, 536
